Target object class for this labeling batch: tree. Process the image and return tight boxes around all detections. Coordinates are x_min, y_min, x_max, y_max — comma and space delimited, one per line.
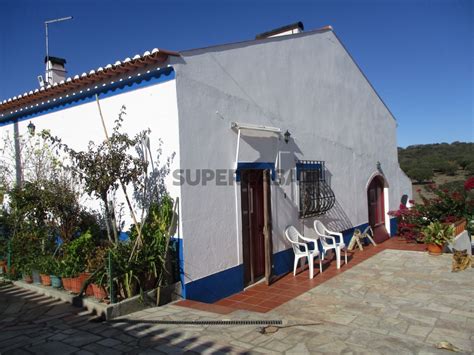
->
42, 106, 148, 244
466, 162, 474, 176
407, 167, 433, 183
458, 159, 472, 170
438, 161, 458, 176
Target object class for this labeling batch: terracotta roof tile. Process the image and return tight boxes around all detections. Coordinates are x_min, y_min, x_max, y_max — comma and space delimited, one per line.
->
0, 48, 179, 115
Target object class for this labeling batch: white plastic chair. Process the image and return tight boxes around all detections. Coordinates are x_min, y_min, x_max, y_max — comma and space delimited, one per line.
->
284, 226, 322, 279
313, 220, 347, 269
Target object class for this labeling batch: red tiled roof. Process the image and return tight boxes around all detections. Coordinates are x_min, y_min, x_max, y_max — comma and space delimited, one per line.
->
0, 48, 179, 114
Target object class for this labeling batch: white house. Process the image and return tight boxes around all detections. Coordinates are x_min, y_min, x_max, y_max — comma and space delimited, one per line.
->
0, 22, 412, 303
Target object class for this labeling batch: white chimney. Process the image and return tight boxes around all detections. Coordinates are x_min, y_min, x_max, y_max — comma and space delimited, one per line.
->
45, 56, 67, 85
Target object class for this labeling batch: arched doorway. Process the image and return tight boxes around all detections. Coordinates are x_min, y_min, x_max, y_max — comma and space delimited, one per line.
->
367, 175, 390, 243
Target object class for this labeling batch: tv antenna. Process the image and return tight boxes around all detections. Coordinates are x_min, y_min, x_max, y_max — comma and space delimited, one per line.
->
44, 16, 73, 83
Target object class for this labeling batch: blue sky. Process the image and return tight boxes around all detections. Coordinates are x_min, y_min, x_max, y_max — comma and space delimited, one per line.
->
0, 0, 472, 147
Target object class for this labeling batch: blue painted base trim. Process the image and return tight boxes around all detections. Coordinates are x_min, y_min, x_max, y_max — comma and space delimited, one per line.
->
170, 237, 185, 298
273, 248, 294, 276
184, 264, 244, 303
390, 217, 398, 237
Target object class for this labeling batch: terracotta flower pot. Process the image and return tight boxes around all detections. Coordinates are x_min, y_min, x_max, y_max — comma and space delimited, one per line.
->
79, 272, 94, 296
62, 277, 72, 291
23, 273, 33, 283
91, 284, 107, 300
70, 277, 82, 294
453, 219, 467, 236
40, 274, 51, 286
427, 243, 443, 255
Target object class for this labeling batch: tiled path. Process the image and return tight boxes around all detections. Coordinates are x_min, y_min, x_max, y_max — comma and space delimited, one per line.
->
0, 282, 253, 354
1, 248, 473, 354
177, 237, 427, 314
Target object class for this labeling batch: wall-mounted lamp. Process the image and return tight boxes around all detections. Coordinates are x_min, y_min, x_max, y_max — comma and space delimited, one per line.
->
27, 122, 36, 136
284, 130, 291, 144
376, 161, 382, 172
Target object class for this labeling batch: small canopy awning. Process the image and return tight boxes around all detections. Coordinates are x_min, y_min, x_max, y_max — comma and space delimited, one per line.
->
231, 121, 282, 173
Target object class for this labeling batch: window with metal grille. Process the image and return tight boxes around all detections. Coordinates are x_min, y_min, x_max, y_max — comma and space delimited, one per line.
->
297, 160, 335, 218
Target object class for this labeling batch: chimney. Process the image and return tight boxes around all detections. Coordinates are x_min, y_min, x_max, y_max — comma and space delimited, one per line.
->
45, 56, 67, 85
256, 22, 304, 40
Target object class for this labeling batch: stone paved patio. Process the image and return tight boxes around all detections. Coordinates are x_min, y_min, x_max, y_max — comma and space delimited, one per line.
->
1, 249, 473, 354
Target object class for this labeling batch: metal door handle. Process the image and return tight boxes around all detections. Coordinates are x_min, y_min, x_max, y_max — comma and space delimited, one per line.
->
249, 188, 254, 214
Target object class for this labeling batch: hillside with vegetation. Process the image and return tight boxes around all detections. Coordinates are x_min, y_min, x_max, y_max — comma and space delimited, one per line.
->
399, 142, 474, 181
398, 142, 474, 202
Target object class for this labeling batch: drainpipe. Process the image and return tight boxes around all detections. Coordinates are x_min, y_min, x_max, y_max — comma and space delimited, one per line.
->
13, 121, 22, 187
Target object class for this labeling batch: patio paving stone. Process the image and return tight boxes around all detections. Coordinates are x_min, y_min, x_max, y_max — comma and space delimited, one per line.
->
2, 238, 473, 353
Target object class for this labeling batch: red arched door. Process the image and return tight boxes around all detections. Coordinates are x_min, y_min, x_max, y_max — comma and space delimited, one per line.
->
367, 176, 389, 243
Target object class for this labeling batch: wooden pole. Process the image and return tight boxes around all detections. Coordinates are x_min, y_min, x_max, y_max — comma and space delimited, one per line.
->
108, 250, 116, 304
95, 95, 142, 248
13, 121, 22, 187
156, 197, 179, 306
263, 169, 273, 285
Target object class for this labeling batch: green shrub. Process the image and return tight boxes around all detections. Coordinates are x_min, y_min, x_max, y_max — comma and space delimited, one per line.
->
38, 255, 60, 275
60, 231, 94, 277
422, 221, 455, 246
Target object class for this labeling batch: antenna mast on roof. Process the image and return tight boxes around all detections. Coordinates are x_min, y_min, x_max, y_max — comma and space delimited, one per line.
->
44, 16, 73, 84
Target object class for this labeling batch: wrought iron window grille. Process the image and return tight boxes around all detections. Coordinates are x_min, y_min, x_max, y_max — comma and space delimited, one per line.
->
296, 160, 335, 218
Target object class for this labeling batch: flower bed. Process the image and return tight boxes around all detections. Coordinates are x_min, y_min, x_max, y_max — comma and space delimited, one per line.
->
390, 177, 474, 243
2, 109, 178, 306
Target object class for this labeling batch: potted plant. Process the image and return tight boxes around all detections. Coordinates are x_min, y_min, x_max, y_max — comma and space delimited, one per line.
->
422, 221, 455, 255
62, 231, 94, 294
79, 272, 94, 296
91, 283, 108, 301
40, 273, 51, 286
0, 241, 6, 274
20, 262, 33, 283
0, 239, 7, 273
39, 255, 53, 286
49, 258, 62, 289
90, 268, 108, 301
60, 255, 81, 293
86, 245, 108, 298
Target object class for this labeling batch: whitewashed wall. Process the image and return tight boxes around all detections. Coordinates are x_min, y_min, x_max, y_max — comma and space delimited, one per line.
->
174, 30, 412, 286
0, 80, 180, 231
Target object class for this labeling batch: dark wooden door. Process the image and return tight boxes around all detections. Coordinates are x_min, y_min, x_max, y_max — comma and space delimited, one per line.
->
368, 177, 385, 227
368, 176, 389, 243
240, 170, 265, 286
